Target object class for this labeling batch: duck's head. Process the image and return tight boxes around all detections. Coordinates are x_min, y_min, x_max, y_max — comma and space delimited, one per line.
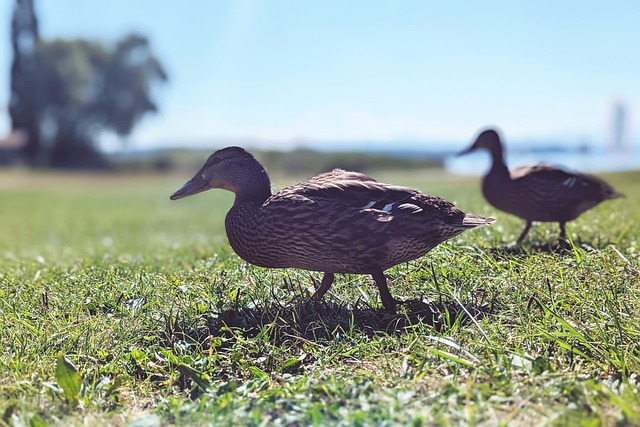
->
458, 128, 503, 157
170, 146, 271, 201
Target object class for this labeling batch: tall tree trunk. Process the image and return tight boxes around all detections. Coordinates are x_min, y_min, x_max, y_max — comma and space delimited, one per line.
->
9, 0, 41, 165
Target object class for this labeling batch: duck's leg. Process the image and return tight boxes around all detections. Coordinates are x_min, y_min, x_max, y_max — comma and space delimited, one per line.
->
371, 270, 396, 312
310, 272, 334, 301
559, 222, 567, 240
516, 221, 532, 244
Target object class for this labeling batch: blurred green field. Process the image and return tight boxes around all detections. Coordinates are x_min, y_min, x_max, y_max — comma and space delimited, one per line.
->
1, 167, 639, 426
1, 168, 636, 262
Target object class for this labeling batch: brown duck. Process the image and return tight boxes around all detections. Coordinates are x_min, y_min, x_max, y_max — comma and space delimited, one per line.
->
459, 129, 624, 243
171, 147, 494, 311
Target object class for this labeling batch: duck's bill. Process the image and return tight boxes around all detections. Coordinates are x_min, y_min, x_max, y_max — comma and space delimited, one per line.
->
170, 175, 208, 200
612, 191, 626, 199
457, 146, 474, 157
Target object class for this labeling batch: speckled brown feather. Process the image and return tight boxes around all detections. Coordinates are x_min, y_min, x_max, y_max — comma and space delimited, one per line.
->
172, 146, 494, 311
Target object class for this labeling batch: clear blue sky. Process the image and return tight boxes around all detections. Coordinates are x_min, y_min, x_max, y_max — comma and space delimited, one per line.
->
1, 0, 639, 150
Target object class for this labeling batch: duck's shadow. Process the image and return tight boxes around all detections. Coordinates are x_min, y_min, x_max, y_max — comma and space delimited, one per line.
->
172, 297, 495, 347
488, 237, 614, 258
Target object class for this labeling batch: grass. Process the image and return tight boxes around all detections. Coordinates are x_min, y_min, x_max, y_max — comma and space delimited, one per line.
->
0, 167, 639, 426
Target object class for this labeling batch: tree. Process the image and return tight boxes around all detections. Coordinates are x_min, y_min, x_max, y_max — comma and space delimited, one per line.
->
36, 35, 168, 168
8, 0, 168, 168
9, 0, 41, 164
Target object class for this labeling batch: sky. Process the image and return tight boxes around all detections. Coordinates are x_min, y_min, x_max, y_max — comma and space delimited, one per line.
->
1, 0, 639, 151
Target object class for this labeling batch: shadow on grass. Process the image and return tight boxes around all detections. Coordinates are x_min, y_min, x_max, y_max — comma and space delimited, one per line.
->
170, 296, 495, 348
487, 237, 618, 258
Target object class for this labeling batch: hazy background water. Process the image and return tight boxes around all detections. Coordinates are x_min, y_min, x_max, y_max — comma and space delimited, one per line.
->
446, 144, 640, 176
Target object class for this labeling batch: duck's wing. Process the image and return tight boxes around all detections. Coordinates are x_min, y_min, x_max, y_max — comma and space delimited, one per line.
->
511, 165, 623, 204
270, 170, 481, 230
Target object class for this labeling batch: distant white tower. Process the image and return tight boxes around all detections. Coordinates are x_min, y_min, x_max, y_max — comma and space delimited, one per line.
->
608, 100, 631, 155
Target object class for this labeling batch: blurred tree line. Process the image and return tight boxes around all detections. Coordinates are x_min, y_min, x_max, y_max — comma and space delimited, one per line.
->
111, 147, 442, 176
259, 148, 442, 176
9, 0, 167, 168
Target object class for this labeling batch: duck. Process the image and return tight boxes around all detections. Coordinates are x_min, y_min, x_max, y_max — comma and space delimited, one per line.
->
171, 146, 494, 311
458, 128, 624, 244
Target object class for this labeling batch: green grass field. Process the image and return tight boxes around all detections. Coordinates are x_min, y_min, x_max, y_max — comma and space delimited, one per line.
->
1, 167, 639, 426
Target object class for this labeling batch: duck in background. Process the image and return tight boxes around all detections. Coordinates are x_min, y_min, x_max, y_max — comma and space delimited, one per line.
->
171, 146, 494, 311
458, 128, 624, 244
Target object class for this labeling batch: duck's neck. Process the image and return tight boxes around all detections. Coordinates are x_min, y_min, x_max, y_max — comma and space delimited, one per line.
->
487, 144, 510, 177
232, 164, 272, 205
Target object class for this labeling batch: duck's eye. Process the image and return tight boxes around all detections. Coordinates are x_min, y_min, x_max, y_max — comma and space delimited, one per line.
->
208, 156, 223, 166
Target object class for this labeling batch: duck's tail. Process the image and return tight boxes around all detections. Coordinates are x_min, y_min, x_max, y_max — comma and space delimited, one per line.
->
461, 214, 496, 229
